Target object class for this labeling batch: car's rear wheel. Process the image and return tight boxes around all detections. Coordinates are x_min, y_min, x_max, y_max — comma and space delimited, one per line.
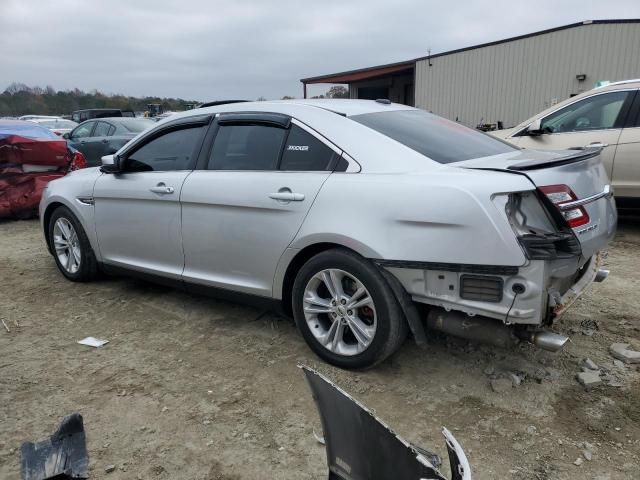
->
292, 248, 407, 369
48, 206, 98, 282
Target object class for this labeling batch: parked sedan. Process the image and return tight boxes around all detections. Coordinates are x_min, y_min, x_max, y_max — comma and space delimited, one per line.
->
491, 79, 640, 206
64, 117, 155, 166
40, 100, 615, 369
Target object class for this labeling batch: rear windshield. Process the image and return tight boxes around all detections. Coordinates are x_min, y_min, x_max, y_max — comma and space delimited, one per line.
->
351, 110, 516, 163
0, 122, 58, 139
118, 119, 154, 132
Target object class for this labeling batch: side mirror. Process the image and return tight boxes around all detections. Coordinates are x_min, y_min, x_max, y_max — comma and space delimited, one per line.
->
525, 118, 544, 137
100, 154, 121, 173
62, 132, 70, 140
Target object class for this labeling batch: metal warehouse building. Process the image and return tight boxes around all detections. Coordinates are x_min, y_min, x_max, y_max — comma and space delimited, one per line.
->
301, 19, 640, 128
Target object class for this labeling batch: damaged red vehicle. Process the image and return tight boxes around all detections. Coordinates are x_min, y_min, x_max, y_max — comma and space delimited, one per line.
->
0, 120, 86, 219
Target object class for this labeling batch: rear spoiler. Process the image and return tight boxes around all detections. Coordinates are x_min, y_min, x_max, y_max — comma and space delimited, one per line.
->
508, 147, 600, 171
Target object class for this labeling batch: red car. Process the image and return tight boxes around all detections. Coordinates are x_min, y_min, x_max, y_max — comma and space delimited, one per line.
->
0, 120, 86, 219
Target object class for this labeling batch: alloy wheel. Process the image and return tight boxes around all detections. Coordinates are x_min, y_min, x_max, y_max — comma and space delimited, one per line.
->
53, 217, 81, 274
302, 268, 377, 356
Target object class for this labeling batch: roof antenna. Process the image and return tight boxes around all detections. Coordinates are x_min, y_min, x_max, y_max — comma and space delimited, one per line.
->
428, 48, 432, 67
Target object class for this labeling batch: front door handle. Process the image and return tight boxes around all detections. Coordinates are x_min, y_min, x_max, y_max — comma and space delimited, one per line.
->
150, 182, 174, 194
269, 191, 305, 202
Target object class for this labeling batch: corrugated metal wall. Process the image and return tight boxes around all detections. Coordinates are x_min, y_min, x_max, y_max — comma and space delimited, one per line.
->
414, 22, 640, 128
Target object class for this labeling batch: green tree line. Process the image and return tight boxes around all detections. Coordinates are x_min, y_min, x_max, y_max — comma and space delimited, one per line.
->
0, 83, 349, 117
0, 83, 203, 116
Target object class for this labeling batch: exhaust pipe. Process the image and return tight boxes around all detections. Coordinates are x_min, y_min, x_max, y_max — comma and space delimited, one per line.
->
515, 329, 569, 352
594, 269, 609, 282
426, 309, 519, 349
426, 308, 569, 352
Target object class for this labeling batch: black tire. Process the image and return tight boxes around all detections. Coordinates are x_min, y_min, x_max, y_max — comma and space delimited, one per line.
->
48, 206, 98, 282
292, 248, 407, 369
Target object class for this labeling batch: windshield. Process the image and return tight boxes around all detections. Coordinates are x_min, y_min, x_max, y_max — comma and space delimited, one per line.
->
351, 109, 516, 164
118, 118, 155, 132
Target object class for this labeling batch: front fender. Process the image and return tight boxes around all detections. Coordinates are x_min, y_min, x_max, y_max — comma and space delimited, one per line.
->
39, 168, 102, 261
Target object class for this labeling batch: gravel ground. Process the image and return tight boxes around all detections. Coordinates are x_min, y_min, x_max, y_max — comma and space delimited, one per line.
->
0, 218, 639, 479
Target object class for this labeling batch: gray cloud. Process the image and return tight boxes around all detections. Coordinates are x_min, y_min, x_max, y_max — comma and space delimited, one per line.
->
1, 0, 639, 101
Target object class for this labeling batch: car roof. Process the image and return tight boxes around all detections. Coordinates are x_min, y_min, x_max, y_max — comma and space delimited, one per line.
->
73, 108, 129, 113
595, 78, 640, 89
80, 117, 152, 123
183, 99, 415, 119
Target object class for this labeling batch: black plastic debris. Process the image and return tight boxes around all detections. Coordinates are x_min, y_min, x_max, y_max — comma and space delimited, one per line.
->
301, 365, 471, 480
20, 413, 89, 480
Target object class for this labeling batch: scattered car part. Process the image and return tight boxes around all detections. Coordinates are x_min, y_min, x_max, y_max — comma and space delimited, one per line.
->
301, 365, 471, 479
20, 413, 89, 480
77, 336, 109, 347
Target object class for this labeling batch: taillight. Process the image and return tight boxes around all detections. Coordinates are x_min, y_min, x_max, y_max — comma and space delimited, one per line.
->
70, 151, 87, 170
538, 185, 589, 228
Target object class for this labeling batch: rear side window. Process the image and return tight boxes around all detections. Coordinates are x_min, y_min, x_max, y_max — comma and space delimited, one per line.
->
125, 126, 204, 172
208, 124, 286, 170
280, 125, 337, 171
351, 110, 515, 164
93, 122, 111, 137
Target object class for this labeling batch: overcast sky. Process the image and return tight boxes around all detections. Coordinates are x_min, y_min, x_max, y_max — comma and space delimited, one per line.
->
2, 0, 639, 101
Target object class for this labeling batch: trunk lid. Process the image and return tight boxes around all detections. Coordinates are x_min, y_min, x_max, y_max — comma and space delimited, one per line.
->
455, 147, 617, 260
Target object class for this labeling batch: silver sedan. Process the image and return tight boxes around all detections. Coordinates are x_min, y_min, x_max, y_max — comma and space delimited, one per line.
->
40, 99, 616, 368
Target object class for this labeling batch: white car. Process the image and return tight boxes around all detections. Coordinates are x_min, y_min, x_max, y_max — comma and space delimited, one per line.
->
29, 118, 78, 137
40, 99, 615, 368
492, 79, 640, 205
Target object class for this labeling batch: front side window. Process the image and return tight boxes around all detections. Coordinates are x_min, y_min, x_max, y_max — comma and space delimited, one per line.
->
124, 126, 204, 172
351, 110, 515, 164
280, 125, 337, 171
71, 122, 94, 139
540, 91, 630, 134
208, 124, 286, 170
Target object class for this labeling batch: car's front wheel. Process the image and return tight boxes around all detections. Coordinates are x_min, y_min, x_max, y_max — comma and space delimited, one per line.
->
48, 206, 98, 282
292, 249, 407, 369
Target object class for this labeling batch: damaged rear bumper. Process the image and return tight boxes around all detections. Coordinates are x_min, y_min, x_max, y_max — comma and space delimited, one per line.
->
550, 252, 602, 318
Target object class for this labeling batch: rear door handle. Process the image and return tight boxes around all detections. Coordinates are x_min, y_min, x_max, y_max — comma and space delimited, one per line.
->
150, 182, 174, 194
269, 192, 305, 202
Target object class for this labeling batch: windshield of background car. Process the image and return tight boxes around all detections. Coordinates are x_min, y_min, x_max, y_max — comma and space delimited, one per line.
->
351, 109, 516, 163
118, 119, 155, 133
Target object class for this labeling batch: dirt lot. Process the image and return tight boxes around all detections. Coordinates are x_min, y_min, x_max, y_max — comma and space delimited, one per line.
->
1, 218, 639, 479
